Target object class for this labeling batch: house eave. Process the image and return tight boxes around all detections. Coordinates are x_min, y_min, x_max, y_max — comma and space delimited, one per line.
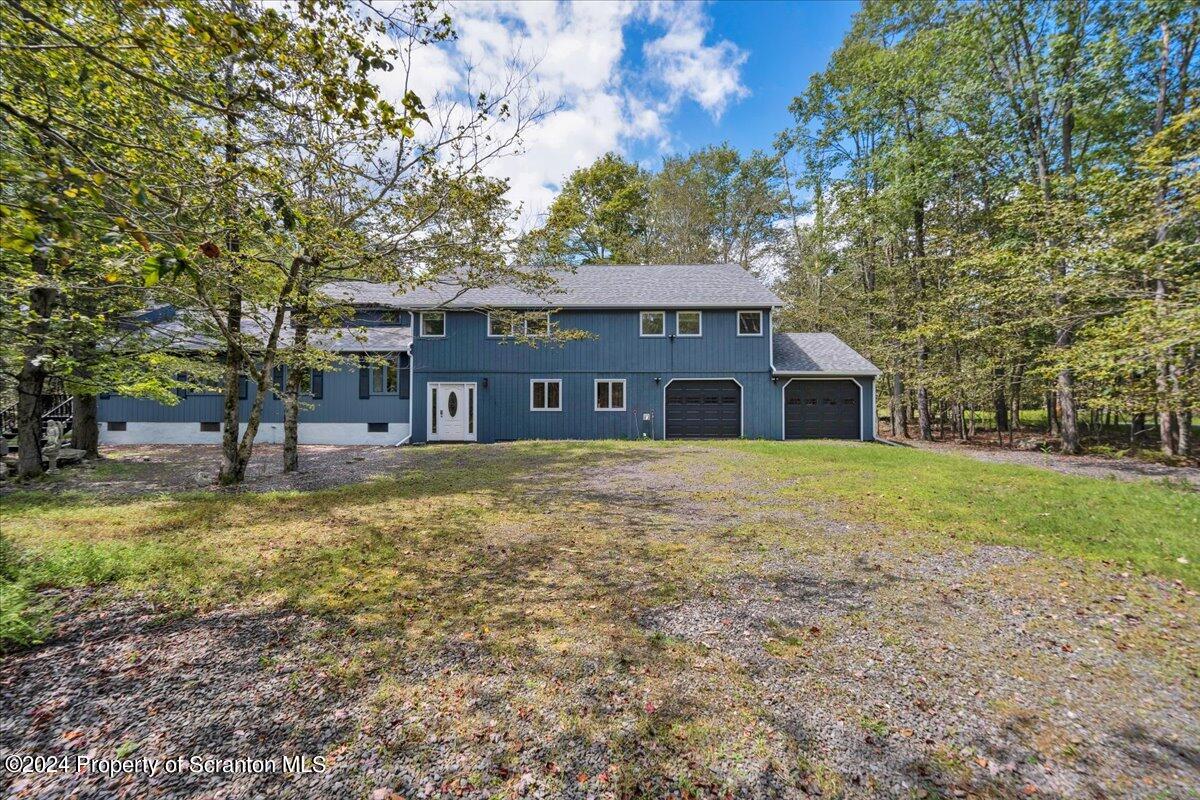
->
772, 370, 881, 377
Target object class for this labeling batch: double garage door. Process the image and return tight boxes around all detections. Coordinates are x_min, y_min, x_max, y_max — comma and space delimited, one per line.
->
665, 380, 740, 439
664, 379, 862, 440
784, 379, 861, 439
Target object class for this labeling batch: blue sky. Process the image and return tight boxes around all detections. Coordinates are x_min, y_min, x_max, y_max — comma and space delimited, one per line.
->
625, 1, 859, 163
391, 1, 858, 224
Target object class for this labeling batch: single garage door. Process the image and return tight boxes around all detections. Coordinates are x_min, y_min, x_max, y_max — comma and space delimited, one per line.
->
665, 380, 741, 439
785, 379, 861, 439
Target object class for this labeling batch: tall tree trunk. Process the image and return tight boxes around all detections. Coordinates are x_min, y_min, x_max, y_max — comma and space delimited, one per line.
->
70, 340, 99, 458
1045, 391, 1057, 436
217, 298, 243, 485
16, 255, 54, 478
217, 68, 243, 486
283, 277, 311, 473
890, 370, 908, 438
71, 394, 99, 458
226, 256, 303, 483
912, 198, 932, 442
917, 380, 932, 441
1152, 21, 1180, 457
993, 366, 1009, 432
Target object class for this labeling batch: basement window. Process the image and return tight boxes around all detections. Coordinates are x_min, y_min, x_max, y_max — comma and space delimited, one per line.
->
200, 421, 220, 432
367, 422, 389, 433
107, 421, 127, 431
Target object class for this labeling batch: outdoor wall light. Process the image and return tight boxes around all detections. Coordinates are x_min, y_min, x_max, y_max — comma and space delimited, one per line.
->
482, 378, 489, 389
654, 376, 661, 384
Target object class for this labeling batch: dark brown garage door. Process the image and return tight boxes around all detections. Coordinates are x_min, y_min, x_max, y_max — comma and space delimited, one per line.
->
665, 380, 741, 439
784, 379, 860, 439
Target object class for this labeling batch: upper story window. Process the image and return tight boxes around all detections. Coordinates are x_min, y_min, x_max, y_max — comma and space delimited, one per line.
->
737, 310, 763, 336
676, 310, 702, 337
640, 311, 665, 337
420, 311, 445, 337
380, 310, 400, 324
488, 311, 551, 337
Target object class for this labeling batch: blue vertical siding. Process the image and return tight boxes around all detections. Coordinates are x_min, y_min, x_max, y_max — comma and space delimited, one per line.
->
414, 309, 773, 374
99, 304, 880, 444
98, 360, 409, 424
409, 307, 778, 443
412, 369, 779, 443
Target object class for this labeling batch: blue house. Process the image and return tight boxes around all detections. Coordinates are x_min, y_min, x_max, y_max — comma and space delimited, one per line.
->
99, 264, 879, 445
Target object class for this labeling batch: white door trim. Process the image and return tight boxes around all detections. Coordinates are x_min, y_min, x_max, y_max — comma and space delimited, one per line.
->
427, 381, 477, 442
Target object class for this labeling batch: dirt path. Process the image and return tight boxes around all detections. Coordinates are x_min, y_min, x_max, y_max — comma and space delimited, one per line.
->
887, 438, 1200, 487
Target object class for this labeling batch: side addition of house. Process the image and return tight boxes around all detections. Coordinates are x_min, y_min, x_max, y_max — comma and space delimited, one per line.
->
99, 264, 879, 445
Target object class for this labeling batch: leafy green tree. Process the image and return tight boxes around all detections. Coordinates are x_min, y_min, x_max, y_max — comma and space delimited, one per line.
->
522, 152, 650, 264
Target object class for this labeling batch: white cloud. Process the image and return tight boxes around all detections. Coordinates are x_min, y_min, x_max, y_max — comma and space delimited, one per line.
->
373, 1, 748, 229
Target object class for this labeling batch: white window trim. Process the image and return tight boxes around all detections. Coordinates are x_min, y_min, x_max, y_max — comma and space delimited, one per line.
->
640, 310, 666, 337
530, 378, 562, 412
524, 311, 551, 337
675, 310, 703, 337
420, 311, 446, 338
486, 311, 513, 338
487, 311, 551, 338
736, 310, 764, 337
594, 379, 627, 411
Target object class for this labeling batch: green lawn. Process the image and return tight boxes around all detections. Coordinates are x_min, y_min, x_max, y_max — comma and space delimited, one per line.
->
2, 440, 1197, 797
1, 440, 1196, 652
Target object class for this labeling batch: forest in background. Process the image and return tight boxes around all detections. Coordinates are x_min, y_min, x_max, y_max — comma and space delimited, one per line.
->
521, 0, 1199, 459
2, 0, 1197, 487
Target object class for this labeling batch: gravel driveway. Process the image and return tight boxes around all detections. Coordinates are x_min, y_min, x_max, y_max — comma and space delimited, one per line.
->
3, 443, 1198, 799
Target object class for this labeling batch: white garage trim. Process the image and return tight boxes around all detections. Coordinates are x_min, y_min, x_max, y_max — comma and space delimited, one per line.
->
661, 377, 744, 440
780, 377, 865, 442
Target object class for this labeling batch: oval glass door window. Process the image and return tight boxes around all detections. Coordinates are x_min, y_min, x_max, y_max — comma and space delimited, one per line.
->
447, 391, 459, 417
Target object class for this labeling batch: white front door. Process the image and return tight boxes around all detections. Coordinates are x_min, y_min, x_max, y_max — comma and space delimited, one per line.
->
428, 382, 476, 441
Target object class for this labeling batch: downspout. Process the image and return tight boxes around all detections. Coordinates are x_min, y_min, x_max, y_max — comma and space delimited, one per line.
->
769, 306, 780, 439
394, 314, 415, 446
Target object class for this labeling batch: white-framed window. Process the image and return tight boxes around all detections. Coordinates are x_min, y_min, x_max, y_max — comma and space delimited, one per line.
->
530, 379, 562, 411
487, 312, 512, 337
595, 379, 626, 411
524, 312, 550, 337
640, 310, 665, 337
488, 311, 551, 337
420, 311, 445, 337
676, 310, 702, 337
737, 310, 763, 336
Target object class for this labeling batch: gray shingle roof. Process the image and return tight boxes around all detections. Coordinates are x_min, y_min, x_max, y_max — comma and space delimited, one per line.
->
321, 263, 783, 309
773, 332, 880, 375
143, 314, 412, 353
